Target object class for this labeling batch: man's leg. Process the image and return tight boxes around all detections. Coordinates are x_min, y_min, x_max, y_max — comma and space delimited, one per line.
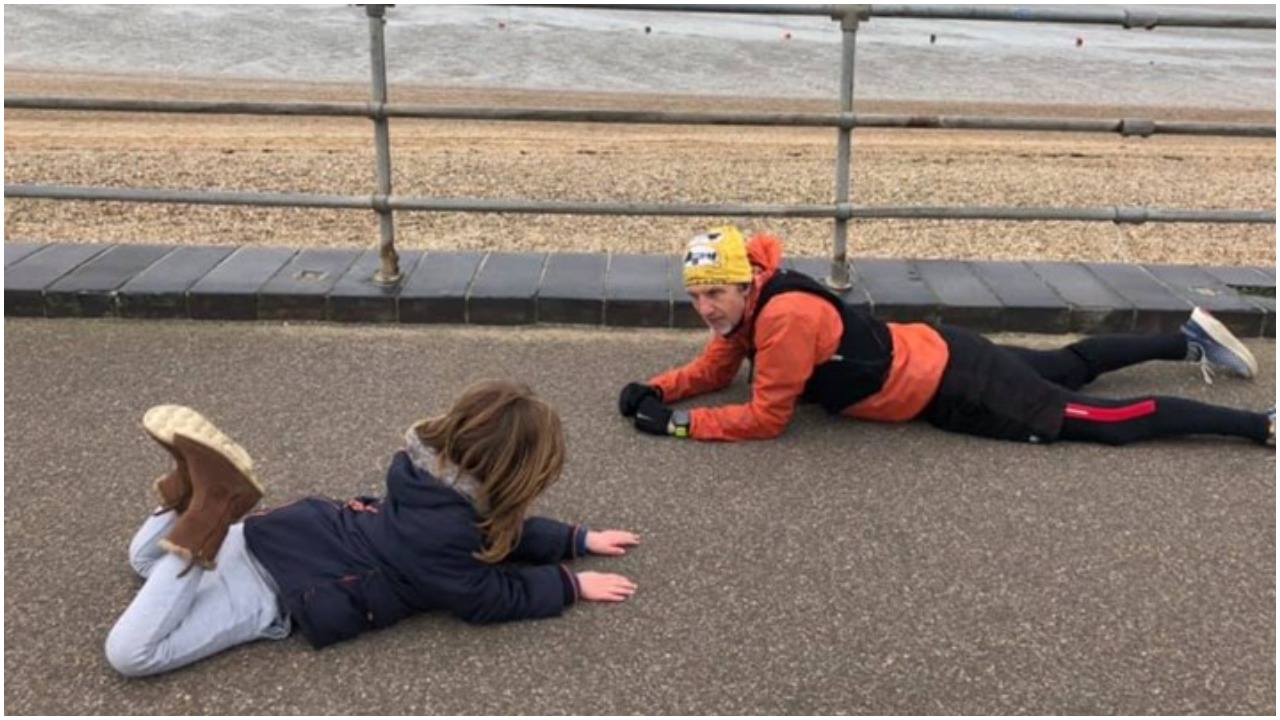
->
924, 324, 1272, 446
1056, 393, 1272, 446
999, 307, 1256, 390
998, 334, 1188, 391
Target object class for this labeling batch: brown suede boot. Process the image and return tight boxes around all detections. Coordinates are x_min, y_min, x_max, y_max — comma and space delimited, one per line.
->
143, 405, 254, 514
143, 410, 191, 513
159, 431, 263, 572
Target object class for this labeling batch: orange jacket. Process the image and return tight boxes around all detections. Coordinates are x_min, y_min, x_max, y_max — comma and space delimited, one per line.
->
649, 234, 950, 441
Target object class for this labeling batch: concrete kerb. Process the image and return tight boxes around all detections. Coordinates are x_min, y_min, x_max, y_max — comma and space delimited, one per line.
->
3, 242, 1275, 337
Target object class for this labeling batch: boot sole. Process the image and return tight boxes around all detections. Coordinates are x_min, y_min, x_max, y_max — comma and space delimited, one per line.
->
1190, 307, 1258, 378
142, 405, 262, 493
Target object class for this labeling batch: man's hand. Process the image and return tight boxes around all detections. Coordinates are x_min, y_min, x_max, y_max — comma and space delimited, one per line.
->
633, 396, 673, 436
576, 572, 637, 602
586, 529, 641, 556
618, 382, 661, 417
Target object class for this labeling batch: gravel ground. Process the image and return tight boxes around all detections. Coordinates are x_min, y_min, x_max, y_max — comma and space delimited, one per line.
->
4, 71, 1276, 266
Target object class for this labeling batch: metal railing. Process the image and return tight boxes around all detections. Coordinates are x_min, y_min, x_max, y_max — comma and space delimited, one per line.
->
4, 4, 1276, 290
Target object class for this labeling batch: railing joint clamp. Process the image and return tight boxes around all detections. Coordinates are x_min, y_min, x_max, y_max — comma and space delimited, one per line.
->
1123, 10, 1159, 30
1120, 118, 1156, 137
1114, 206, 1149, 224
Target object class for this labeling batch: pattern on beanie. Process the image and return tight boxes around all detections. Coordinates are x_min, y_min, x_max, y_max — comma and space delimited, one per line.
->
682, 225, 753, 287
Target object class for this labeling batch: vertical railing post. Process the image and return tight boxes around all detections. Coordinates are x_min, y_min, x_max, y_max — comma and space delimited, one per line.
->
827, 5, 867, 292
365, 4, 401, 284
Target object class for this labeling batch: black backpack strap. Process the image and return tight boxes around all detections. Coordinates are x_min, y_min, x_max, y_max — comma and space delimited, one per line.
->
751, 269, 895, 414
753, 269, 844, 321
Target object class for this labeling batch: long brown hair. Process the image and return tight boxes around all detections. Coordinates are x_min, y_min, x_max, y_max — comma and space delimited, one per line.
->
411, 380, 566, 563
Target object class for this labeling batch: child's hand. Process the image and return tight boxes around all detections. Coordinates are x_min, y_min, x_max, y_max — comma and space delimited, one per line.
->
577, 572, 637, 602
586, 529, 640, 556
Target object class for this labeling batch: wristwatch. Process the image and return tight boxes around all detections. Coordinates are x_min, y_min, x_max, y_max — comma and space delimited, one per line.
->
670, 409, 691, 439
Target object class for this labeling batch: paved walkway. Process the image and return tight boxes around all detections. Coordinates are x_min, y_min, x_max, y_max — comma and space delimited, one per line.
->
5, 242, 1275, 336
4, 318, 1274, 714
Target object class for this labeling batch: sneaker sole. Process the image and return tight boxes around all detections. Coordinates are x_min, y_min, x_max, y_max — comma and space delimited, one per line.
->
1190, 307, 1258, 378
142, 405, 262, 492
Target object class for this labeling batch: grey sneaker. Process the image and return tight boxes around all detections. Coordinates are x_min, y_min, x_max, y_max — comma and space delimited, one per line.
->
1181, 307, 1257, 383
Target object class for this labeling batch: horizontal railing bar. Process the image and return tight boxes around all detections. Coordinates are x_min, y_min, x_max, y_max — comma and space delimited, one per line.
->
869, 4, 1275, 29
7, 97, 1274, 138
3, 184, 372, 209
577, 4, 1276, 28
3, 96, 373, 117
853, 206, 1276, 223
545, 4, 841, 16
6, 184, 1274, 224
855, 115, 1274, 137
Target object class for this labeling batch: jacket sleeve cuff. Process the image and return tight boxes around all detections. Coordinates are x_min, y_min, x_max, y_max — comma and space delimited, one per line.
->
648, 378, 672, 402
558, 565, 580, 605
572, 524, 590, 558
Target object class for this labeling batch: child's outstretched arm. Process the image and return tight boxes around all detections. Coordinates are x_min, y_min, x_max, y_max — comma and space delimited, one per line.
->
508, 518, 640, 563
430, 553, 636, 624
584, 530, 640, 556
506, 520, 640, 605
576, 572, 636, 602
416, 520, 640, 625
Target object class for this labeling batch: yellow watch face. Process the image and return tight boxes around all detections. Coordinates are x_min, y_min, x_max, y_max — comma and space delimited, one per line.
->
672, 410, 690, 438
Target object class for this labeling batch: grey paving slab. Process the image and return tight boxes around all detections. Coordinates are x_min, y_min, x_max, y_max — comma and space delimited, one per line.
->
1198, 266, 1276, 334
4, 319, 1274, 715
969, 260, 1070, 334
3, 244, 109, 317
915, 260, 1004, 332
1086, 262, 1192, 335
852, 258, 940, 324
399, 251, 484, 325
668, 256, 702, 329
258, 249, 362, 321
4, 243, 45, 268
1251, 295, 1277, 338
606, 254, 670, 328
468, 252, 546, 325
1143, 264, 1267, 338
539, 253, 607, 326
1200, 265, 1273, 290
44, 245, 173, 318
187, 247, 297, 321
117, 247, 239, 319
327, 250, 425, 324
1027, 261, 1135, 334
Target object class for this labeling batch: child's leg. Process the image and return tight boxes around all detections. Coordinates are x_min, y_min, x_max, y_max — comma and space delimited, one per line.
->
1057, 393, 1271, 445
105, 524, 288, 677
127, 510, 179, 579
998, 334, 1188, 391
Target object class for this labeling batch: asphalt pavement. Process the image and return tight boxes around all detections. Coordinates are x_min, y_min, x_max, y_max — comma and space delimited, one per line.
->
4, 318, 1275, 714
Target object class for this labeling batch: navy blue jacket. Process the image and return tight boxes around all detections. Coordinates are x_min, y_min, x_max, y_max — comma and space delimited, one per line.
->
243, 451, 586, 649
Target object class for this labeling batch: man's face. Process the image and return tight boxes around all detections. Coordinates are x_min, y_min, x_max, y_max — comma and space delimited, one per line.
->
687, 284, 750, 336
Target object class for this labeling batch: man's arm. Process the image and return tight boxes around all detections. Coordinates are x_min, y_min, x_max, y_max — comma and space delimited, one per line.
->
647, 334, 747, 403
687, 295, 835, 441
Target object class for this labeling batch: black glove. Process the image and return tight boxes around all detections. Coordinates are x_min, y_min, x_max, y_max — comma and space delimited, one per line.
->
618, 382, 661, 418
633, 396, 674, 436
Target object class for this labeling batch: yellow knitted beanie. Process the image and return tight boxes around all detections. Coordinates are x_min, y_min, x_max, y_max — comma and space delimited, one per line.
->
682, 226, 753, 287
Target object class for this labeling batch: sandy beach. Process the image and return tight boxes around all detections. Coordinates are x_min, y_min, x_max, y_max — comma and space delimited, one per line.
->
3, 71, 1275, 266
